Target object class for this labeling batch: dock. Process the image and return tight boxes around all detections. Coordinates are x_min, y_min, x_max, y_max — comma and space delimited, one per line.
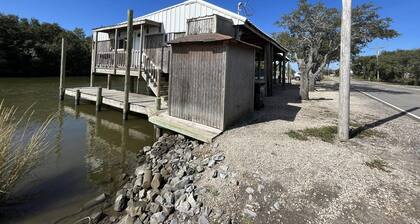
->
65, 87, 164, 116
63, 87, 221, 143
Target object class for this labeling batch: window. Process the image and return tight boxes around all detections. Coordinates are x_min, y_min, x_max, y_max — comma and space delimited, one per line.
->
118, 38, 126, 49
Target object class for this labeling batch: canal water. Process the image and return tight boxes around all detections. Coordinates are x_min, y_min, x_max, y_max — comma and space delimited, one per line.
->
0, 76, 155, 223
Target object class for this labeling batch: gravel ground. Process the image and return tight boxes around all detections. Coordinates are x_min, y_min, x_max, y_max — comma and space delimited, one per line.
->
197, 81, 420, 224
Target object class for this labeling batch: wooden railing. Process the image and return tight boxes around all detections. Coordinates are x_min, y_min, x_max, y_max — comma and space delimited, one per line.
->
96, 49, 142, 70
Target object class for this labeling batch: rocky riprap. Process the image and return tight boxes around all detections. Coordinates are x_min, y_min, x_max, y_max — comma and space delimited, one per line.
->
96, 134, 228, 224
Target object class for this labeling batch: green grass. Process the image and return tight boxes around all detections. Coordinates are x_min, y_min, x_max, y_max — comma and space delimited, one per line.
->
365, 159, 391, 173
286, 130, 308, 141
286, 126, 337, 143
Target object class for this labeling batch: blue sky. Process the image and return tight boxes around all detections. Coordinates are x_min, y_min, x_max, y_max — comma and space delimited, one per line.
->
1, 0, 419, 56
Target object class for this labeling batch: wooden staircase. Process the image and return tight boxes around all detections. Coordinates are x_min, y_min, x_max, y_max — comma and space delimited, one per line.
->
140, 52, 169, 99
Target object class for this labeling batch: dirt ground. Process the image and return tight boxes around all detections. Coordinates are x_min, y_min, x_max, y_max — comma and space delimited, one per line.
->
196, 81, 420, 224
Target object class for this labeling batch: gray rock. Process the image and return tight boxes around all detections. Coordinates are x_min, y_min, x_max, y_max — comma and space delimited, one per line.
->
147, 189, 160, 202
176, 201, 191, 213
207, 159, 216, 168
143, 146, 152, 153
173, 176, 192, 189
118, 214, 134, 224
243, 208, 257, 218
155, 195, 164, 205
212, 170, 218, 178
257, 184, 264, 193
138, 189, 146, 199
170, 219, 178, 224
219, 165, 229, 171
186, 194, 197, 208
114, 194, 127, 212
135, 166, 145, 177
163, 192, 175, 205
143, 169, 152, 190
245, 187, 254, 194
162, 204, 175, 215
212, 153, 225, 162
198, 215, 210, 224
196, 165, 204, 173
219, 171, 228, 179
134, 176, 143, 187
150, 212, 167, 224
151, 174, 163, 190
273, 201, 281, 210
149, 202, 162, 213
211, 208, 223, 219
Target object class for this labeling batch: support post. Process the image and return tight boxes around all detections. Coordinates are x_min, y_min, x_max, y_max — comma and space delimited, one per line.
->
75, 89, 81, 106
154, 125, 162, 140
155, 67, 161, 110
264, 43, 273, 96
107, 74, 112, 89
59, 38, 66, 100
138, 24, 144, 89
123, 9, 134, 120
96, 87, 102, 112
90, 31, 98, 87
287, 62, 291, 84
113, 28, 118, 77
282, 60, 286, 86
338, 0, 352, 141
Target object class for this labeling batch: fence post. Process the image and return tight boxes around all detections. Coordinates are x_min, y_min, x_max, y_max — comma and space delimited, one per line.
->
59, 38, 66, 100
123, 9, 134, 120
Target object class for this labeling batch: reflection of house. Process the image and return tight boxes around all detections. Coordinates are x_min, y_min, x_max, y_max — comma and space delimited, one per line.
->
87, 0, 289, 141
64, 106, 153, 191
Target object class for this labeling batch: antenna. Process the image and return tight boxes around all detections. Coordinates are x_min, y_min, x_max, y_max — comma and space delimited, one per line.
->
237, 1, 253, 17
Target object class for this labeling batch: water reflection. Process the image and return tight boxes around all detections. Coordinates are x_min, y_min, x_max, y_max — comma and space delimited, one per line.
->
0, 77, 154, 223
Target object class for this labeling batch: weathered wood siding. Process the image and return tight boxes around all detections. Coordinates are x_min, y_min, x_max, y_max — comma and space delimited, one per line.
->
144, 33, 170, 73
224, 43, 255, 129
215, 16, 235, 37
169, 42, 226, 129
187, 16, 215, 35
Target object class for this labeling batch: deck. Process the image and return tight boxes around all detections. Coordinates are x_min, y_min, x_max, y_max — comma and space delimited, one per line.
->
64, 87, 220, 142
65, 87, 166, 116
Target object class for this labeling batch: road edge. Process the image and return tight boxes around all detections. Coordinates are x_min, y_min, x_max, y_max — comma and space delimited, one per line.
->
356, 90, 420, 121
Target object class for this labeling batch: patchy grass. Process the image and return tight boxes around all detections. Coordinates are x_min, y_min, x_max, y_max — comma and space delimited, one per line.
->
350, 121, 387, 139
286, 126, 337, 143
365, 159, 391, 173
286, 130, 308, 141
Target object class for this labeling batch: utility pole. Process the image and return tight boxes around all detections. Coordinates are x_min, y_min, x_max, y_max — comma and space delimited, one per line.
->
369, 47, 383, 81
338, 0, 352, 141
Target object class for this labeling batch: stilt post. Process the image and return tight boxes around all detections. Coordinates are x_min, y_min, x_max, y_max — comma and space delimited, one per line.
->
123, 9, 134, 120
90, 31, 98, 87
338, 0, 352, 141
154, 125, 162, 140
75, 89, 81, 106
107, 74, 112, 89
96, 87, 102, 112
59, 37, 67, 100
282, 59, 286, 86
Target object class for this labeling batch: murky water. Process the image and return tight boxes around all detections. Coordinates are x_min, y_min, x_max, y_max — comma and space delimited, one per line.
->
0, 76, 155, 223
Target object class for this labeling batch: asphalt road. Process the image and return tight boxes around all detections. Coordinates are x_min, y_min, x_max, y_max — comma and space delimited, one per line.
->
351, 80, 420, 119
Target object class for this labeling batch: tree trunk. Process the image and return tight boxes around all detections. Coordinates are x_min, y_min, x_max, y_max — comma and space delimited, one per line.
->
309, 74, 315, 91
300, 70, 309, 100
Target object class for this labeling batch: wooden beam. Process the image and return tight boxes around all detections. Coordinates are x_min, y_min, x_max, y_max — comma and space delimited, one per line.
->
123, 9, 134, 120
264, 43, 273, 96
107, 74, 112, 89
113, 28, 118, 77
59, 38, 66, 100
90, 32, 98, 87
282, 60, 286, 86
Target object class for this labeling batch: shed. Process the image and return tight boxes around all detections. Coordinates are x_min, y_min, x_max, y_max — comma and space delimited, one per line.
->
168, 33, 257, 130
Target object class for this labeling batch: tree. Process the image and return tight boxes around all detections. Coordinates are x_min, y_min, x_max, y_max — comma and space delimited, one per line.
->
273, 0, 398, 99
0, 13, 91, 76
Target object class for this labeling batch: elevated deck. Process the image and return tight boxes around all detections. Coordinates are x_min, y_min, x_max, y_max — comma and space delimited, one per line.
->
64, 87, 220, 142
65, 87, 166, 116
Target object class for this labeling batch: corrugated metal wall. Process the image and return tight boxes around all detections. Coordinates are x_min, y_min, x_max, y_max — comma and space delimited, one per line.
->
136, 0, 246, 34
169, 42, 226, 129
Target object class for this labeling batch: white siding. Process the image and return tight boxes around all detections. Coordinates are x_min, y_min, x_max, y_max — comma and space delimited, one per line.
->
134, 0, 246, 33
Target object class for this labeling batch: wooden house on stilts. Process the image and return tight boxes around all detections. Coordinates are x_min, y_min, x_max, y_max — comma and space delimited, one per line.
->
63, 0, 288, 142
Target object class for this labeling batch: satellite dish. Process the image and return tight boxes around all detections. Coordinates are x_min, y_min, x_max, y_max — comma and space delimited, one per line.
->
237, 1, 253, 17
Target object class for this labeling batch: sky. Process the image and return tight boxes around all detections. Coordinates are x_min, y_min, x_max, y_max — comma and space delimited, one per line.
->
1, 0, 419, 56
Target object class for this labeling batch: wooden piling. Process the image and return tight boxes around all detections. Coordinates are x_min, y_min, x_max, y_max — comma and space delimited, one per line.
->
154, 125, 162, 140
75, 89, 81, 106
96, 87, 102, 112
107, 74, 112, 89
59, 38, 67, 100
123, 9, 134, 120
90, 31, 98, 87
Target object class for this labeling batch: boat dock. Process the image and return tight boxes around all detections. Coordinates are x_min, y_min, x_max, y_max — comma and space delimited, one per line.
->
62, 86, 222, 143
